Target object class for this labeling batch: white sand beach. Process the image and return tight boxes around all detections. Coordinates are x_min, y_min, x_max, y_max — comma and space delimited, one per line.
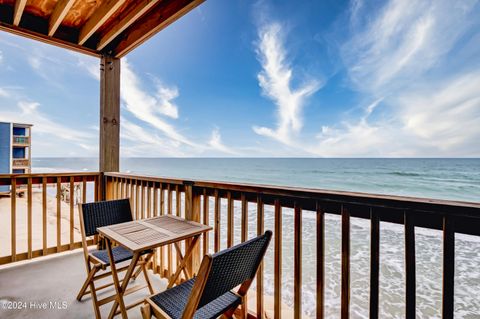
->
0, 189, 82, 257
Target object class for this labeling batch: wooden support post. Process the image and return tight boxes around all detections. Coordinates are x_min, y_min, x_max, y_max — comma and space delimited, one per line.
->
99, 55, 120, 173
184, 182, 201, 276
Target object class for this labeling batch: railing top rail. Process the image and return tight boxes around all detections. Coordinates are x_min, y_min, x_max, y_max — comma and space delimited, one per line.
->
104, 172, 480, 218
0, 172, 101, 179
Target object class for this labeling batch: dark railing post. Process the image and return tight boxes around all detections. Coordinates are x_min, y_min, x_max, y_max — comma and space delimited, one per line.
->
442, 217, 454, 319
405, 211, 416, 318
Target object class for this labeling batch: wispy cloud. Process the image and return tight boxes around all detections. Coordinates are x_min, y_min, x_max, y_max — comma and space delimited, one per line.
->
76, 55, 100, 81
120, 59, 198, 148
341, 0, 478, 94
0, 99, 97, 156
253, 22, 321, 145
120, 118, 187, 157
208, 127, 239, 155
312, 0, 480, 157
72, 56, 239, 156
0, 88, 9, 98
397, 71, 480, 154
25, 48, 69, 86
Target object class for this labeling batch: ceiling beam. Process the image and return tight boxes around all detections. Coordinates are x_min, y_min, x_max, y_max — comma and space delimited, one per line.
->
78, 0, 128, 45
13, 0, 27, 26
48, 0, 76, 37
112, 0, 204, 58
0, 23, 101, 58
97, 0, 160, 51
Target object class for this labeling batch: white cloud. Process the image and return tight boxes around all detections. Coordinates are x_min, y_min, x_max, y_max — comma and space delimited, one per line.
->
27, 55, 41, 70
208, 128, 238, 155
25, 48, 67, 83
397, 71, 480, 153
313, 70, 480, 157
0, 88, 9, 98
0, 100, 97, 156
0, 50, 3, 64
253, 22, 321, 145
121, 59, 198, 148
120, 118, 187, 157
154, 81, 179, 119
0, 34, 240, 157
312, 0, 480, 157
342, 0, 478, 94
76, 56, 100, 81
74, 57, 240, 156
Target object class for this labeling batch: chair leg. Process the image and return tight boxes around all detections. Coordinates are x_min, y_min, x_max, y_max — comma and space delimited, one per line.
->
141, 303, 152, 319
223, 299, 246, 319
222, 306, 238, 318
89, 278, 102, 319
77, 266, 98, 301
240, 298, 247, 319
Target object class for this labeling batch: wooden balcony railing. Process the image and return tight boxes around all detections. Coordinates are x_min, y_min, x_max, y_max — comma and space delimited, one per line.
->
103, 172, 480, 319
1, 171, 480, 318
0, 172, 101, 265
12, 135, 30, 145
12, 158, 29, 167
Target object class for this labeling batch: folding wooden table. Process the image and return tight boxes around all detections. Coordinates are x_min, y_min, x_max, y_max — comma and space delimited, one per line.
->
97, 214, 212, 319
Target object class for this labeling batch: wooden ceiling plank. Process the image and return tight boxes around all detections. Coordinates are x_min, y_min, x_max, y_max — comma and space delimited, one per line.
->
97, 0, 161, 51
13, 0, 27, 26
0, 23, 101, 58
78, 0, 128, 45
49, 0, 76, 37
113, 0, 204, 58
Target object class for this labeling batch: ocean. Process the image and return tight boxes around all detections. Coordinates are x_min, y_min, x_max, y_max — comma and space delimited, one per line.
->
32, 158, 480, 318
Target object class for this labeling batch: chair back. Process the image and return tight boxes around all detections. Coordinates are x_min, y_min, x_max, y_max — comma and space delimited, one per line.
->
80, 198, 133, 237
196, 230, 272, 309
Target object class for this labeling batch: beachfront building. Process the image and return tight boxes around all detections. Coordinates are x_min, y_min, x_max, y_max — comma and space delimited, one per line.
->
0, 122, 32, 194
0, 1, 479, 319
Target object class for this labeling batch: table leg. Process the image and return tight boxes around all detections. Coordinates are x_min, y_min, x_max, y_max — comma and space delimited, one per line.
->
106, 238, 141, 319
174, 242, 190, 279
167, 235, 200, 288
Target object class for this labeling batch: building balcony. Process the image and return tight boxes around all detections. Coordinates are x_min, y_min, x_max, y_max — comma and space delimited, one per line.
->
12, 136, 30, 146
0, 172, 479, 318
12, 159, 29, 168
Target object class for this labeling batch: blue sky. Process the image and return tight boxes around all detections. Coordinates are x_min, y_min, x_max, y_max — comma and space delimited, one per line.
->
0, 0, 479, 157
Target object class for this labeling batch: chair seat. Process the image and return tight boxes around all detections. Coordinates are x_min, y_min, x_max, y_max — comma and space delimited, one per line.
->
90, 246, 134, 265
150, 278, 241, 319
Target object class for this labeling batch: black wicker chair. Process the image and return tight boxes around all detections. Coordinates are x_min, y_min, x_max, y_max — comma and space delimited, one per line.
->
141, 230, 272, 319
77, 198, 154, 318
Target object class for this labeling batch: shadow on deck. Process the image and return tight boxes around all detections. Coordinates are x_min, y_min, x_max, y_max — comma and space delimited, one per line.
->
0, 250, 167, 319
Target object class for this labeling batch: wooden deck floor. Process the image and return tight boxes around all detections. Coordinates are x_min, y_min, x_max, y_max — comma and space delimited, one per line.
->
0, 249, 167, 319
